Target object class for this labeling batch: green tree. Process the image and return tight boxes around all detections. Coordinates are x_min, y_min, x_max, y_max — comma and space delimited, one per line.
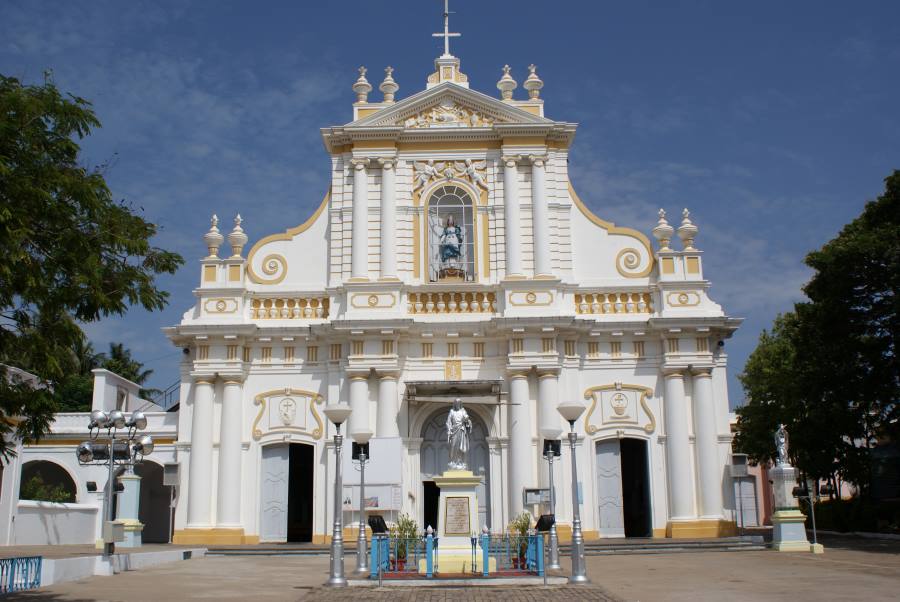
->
735, 171, 900, 494
0, 73, 183, 459
100, 342, 158, 398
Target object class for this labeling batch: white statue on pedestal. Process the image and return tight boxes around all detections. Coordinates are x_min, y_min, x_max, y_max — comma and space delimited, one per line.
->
446, 398, 472, 470
775, 423, 790, 466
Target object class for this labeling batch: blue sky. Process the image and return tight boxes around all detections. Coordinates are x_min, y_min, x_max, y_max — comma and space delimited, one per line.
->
2, 1, 898, 407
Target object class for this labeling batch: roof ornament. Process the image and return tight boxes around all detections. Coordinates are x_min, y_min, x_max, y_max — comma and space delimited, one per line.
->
203, 214, 224, 258
352, 66, 372, 103
652, 209, 674, 251
432, 0, 460, 58
497, 65, 517, 101
523, 64, 544, 99
228, 214, 248, 258
379, 66, 399, 103
677, 208, 699, 251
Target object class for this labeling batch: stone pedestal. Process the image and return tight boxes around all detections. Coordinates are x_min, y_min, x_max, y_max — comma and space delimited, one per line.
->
431, 470, 494, 573
770, 464, 821, 553
116, 471, 143, 548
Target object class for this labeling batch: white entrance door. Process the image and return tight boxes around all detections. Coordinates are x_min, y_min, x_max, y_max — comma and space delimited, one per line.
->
734, 477, 759, 527
595, 439, 625, 537
260, 444, 290, 542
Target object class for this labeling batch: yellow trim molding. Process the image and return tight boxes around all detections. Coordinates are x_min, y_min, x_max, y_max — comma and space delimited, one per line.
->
568, 182, 654, 277
246, 188, 330, 284
665, 519, 737, 539
172, 528, 257, 545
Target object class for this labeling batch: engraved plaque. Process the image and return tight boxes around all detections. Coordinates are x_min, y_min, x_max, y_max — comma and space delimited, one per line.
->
444, 496, 471, 535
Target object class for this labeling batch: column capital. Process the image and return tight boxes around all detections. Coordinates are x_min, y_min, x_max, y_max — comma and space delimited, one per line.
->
191, 374, 216, 385
377, 372, 399, 381
222, 377, 245, 386
528, 154, 547, 167
663, 369, 685, 379
377, 157, 396, 170
507, 371, 529, 380
501, 155, 520, 167
348, 373, 369, 381
350, 158, 370, 169
537, 370, 560, 379
691, 367, 713, 378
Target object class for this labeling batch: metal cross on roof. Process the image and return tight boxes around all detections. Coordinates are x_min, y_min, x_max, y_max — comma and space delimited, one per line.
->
432, 0, 460, 57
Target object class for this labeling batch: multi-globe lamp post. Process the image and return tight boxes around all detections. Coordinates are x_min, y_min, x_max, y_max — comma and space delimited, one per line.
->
557, 400, 589, 584
352, 430, 372, 575
540, 427, 562, 570
76, 409, 154, 557
323, 404, 352, 587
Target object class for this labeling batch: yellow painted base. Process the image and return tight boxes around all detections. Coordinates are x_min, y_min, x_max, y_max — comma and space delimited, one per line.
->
553, 526, 600, 543
666, 519, 737, 539
172, 528, 257, 545
422, 552, 496, 574
652, 528, 667, 538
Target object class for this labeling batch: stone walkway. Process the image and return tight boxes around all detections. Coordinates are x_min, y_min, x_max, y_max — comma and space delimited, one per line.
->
298, 585, 619, 601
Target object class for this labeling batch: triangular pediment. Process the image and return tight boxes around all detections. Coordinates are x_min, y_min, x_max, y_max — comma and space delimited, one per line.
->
346, 82, 551, 129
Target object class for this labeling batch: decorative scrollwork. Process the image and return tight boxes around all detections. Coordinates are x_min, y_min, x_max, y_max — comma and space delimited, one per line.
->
584, 384, 656, 435
404, 100, 494, 129
253, 253, 287, 284
615, 247, 651, 278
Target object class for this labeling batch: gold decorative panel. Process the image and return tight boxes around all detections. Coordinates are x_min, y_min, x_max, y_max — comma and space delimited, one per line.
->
509, 291, 553, 307
667, 291, 701, 307
204, 298, 238, 314
351, 293, 396, 309
584, 383, 655, 434
252, 388, 324, 441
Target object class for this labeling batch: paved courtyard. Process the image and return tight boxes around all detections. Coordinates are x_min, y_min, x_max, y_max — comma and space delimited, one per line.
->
8, 534, 900, 601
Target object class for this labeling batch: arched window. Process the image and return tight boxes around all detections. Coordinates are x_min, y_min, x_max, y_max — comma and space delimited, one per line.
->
427, 185, 476, 282
19, 460, 77, 503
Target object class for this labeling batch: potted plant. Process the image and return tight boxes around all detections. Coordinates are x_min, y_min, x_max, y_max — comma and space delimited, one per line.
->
507, 511, 531, 569
389, 513, 419, 571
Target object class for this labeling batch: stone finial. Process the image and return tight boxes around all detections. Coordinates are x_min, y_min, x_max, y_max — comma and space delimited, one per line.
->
677, 208, 698, 251
652, 209, 674, 251
227, 214, 248, 258
523, 64, 543, 99
203, 214, 224, 258
352, 66, 372, 103
379, 66, 399, 103
497, 65, 517, 101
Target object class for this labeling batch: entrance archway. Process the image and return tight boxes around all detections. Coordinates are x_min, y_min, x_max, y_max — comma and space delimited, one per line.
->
595, 437, 652, 538
259, 442, 314, 542
135, 461, 170, 543
420, 408, 490, 530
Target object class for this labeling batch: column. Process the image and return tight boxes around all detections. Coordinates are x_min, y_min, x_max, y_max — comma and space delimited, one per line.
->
530, 156, 552, 278
379, 159, 397, 279
349, 374, 370, 436
537, 372, 561, 437
507, 373, 531, 515
692, 369, 723, 518
350, 159, 369, 280
116, 469, 143, 547
663, 371, 695, 520
187, 378, 215, 527
502, 156, 523, 277
216, 379, 243, 528
377, 374, 399, 437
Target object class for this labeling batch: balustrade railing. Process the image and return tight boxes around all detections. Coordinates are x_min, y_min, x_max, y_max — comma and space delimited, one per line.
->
574, 292, 652, 315
0, 557, 41, 594
407, 291, 496, 315
249, 297, 329, 319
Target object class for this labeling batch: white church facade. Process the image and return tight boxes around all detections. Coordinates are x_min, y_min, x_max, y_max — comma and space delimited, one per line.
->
164, 46, 742, 546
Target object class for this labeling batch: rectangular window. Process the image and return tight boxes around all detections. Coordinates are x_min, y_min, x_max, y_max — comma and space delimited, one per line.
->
611, 341, 622, 358
226, 345, 238, 361
422, 342, 433, 358
242, 346, 251, 363
542, 338, 555, 353
667, 338, 680, 354
197, 345, 209, 360
448, 342, 458, 357
352, 340, 364, 356
383, 340, 394, 355
284, 347, 295, 363
261, 347, 272, 362
473, 342, 484, 358
331, 343, 342, 361
511, 339, 524, 354
696, 337, 709, 353
565, 340, 577, 357
587, 342, 599, 358
306, 346, 317, 362
633, 341, 645, 358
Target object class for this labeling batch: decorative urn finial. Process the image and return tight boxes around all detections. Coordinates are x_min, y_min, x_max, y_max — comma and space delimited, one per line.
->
497, 64, 517, 100
523, 64, 544, 99
677, 208, 698, 251
652, 209, 674, 251
352, 66, 372, 103
379, 66, 399, 103
203, 214, 224, 258
227, 214, 248, 258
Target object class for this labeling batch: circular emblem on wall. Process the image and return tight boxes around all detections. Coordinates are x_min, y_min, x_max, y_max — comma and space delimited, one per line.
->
279, 398, 297, 425
215, 299, 227, 312
610, 392, 628, 416
368, 294, 379, 307
525, 292, 537, 304
677, 293, 690, 305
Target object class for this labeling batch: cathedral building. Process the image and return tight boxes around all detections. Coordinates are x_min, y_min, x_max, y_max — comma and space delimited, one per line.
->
165, 36, 741, 545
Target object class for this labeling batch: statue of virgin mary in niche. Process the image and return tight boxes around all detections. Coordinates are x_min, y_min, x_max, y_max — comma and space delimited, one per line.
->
439, 214, 463, 265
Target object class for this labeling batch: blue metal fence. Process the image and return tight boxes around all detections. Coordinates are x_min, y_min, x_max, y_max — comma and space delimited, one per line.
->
481, 533, 544, 576
0, 556, 41, 594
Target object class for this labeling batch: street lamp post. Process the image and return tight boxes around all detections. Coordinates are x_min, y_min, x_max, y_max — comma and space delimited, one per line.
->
540, 429, 562, 571
352, 430, 372, 575
324, 404, 352, 587
557, 400, 589, 584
